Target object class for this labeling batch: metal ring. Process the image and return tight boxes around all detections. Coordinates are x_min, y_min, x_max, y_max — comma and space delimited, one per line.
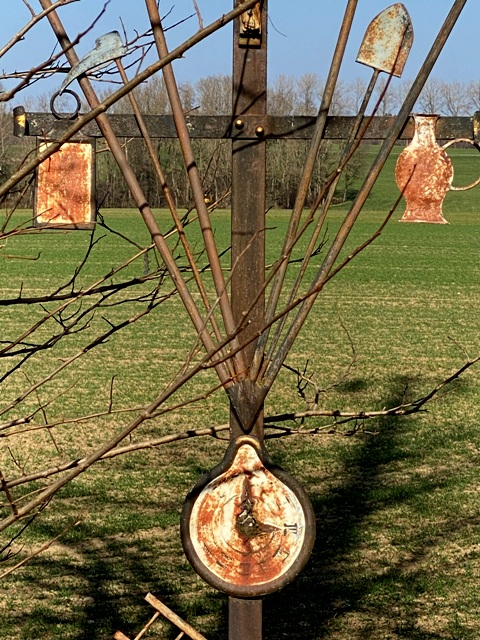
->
50, 89, 81, 120
442, 138, 480, 191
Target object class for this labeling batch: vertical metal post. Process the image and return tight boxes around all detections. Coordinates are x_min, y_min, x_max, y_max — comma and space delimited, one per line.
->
229, 2, 267, 638
231, 0, 267, 366
229, 597, 262, 640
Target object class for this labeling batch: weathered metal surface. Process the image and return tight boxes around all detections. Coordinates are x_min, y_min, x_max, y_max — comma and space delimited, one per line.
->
239, 2, 262, 47
16, 111, 478, 141
356, 3, 413, 77
231, 0, 267, 412
60, 31, 126, 94
35, 140, 96, 228
13, 105, 26, 137
473, 111, 480, 143
396, 115, 480, 223
50, 88, 82, 120
396, 114, 453, 223
186, 443, 308, 591
229, 598, 262, 640
443, 137, 480, 191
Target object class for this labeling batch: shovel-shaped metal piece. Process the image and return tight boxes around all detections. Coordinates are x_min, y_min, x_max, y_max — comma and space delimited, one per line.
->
60, 30, 126, 94
258, 4, 414, 388
348, 4, 413, 140
356, 3, 413, 77
266, 3, 414, 351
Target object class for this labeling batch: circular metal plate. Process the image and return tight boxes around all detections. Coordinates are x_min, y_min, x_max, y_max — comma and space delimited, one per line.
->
181, 436, 316, 597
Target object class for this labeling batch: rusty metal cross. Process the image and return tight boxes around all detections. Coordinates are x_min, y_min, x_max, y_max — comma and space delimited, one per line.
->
13, 1, 476, 639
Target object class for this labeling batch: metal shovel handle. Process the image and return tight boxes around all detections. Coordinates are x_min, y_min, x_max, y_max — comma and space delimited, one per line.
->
442, 138, 480, 191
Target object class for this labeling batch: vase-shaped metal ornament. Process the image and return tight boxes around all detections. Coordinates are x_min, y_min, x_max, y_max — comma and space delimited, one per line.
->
395, 114, 453, 224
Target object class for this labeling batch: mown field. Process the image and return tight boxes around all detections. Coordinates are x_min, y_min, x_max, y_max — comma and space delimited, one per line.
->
1, 145, 480, 639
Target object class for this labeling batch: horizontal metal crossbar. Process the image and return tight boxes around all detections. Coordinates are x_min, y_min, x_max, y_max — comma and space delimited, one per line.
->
14, 110, 480, 141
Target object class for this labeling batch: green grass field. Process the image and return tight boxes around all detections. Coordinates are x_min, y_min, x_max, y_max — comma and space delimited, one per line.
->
1, 146, 480, 639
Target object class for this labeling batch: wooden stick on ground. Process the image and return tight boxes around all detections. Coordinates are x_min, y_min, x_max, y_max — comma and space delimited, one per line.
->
145, 593, 208, 640
133, 611, 160, 640
114, 593, 206, 640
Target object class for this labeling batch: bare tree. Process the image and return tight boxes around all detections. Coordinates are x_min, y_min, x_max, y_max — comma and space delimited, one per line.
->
373, 76, 397, 116
347, 76, 368, 114
466, 79, 480, 112
178, 79, 197, 113
330, 78, 350, 115
112, 74, 171, 115
440, 79, 470, 116
197, 74, 231, 115
417, 77, 444, 113
295, 72, 321, 116
268, 73, 298, 115
0, 4, 476, 640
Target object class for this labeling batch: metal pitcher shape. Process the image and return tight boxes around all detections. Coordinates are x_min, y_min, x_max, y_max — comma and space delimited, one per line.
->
395, 113, 480, 223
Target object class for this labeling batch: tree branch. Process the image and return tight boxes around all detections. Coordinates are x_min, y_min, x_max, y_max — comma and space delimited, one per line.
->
3, 352, 478, 495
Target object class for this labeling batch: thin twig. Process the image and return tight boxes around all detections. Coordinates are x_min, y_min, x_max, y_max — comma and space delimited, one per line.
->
0, 2, 109, 101
0, 469, 18, 516
0, 519, 80, 580
192, 0, 204, 30
0, 1, 78, 59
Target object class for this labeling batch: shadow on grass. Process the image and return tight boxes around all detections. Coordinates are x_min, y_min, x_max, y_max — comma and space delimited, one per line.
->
2, 434, 243, 640
9, 512, 223, 640
3, 375, 477, 639
262, 374, 476, 640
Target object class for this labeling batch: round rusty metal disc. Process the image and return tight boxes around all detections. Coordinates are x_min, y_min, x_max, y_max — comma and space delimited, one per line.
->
181, 436, 316, 597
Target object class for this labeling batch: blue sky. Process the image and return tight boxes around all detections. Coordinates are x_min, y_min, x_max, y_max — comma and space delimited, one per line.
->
1, 1, 477, 101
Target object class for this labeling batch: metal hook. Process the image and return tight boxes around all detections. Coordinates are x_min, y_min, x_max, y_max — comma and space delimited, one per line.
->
442, 138, 480, 191
50, 89, 81, 120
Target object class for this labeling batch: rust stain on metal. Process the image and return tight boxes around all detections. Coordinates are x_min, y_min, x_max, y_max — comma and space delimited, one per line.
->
35, 141, 95, 228
356, 3, 413, 77
239, 2, 262, 47
396, 114, 453, 224
189, 444, 305, 587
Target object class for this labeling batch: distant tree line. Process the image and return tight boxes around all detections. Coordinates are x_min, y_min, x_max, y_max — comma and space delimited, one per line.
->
2, 73, 479, 209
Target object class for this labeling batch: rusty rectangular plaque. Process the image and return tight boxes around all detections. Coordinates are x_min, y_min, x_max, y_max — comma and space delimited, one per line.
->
34, 140, 96, 229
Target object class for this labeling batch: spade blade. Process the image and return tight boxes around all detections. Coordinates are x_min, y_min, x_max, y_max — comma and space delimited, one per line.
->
356, 3, 413, 77
60, 31, 126, 93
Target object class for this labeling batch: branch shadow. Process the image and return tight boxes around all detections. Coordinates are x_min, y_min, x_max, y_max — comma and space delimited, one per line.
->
262, 374, 474, 640
1, 445, 228, 640
2, 375, 476, 639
